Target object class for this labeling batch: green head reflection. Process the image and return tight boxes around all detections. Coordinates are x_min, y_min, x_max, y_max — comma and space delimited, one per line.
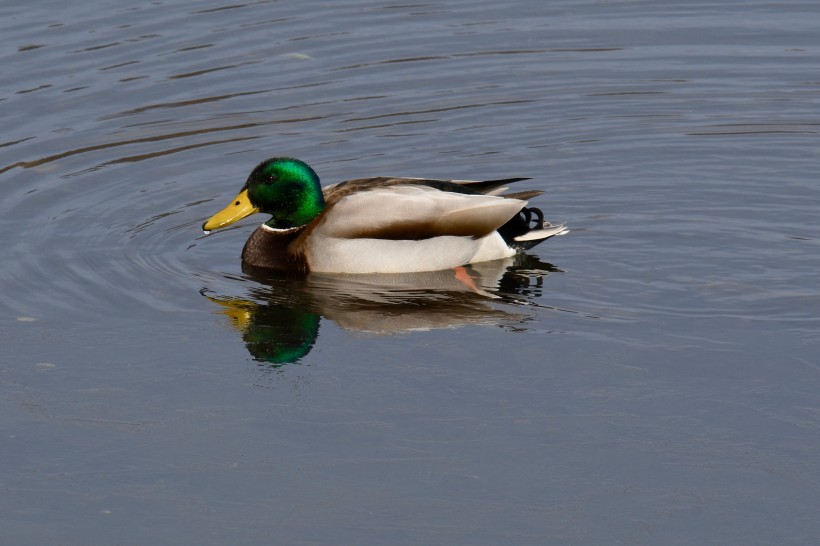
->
206, 295, 320, 365
242, 304, 320, 364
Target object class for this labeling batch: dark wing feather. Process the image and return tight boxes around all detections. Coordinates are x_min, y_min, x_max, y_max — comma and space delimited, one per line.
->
452, 177, 532, 194
502, 190, 544, 201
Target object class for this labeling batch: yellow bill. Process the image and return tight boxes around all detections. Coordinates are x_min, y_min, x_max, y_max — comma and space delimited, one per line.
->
202, 188, 260, 232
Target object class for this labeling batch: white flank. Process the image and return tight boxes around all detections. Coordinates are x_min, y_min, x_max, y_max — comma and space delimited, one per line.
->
308, 236, 479, 273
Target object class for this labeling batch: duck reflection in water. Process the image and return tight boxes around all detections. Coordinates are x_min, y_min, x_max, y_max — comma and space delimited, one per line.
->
202, 254, 562, 366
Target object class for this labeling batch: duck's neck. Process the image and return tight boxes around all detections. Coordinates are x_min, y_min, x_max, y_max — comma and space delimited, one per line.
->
242, 224, 305, 271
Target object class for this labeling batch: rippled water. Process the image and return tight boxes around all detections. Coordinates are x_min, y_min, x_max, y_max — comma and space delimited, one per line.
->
2, 1, 820, 544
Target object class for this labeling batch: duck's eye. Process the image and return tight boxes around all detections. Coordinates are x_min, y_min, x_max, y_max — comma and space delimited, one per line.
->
235, 201, 241, 206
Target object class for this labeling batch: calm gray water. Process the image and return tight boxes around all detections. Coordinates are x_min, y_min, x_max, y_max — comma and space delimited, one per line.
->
2, 1, 820, 544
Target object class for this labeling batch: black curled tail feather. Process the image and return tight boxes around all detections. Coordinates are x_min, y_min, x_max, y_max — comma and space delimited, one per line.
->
498, 206, 545, 244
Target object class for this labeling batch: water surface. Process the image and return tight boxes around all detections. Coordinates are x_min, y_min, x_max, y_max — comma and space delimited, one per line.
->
2, 1, 820, 544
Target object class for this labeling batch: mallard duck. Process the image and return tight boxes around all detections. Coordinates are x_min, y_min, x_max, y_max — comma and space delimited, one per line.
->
202, 157, 568, 274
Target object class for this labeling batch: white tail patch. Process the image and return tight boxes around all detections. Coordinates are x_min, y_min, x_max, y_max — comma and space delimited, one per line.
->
514, 223, 570, 242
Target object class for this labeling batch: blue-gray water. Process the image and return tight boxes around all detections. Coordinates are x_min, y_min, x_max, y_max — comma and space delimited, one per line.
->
2, 1, 820, 544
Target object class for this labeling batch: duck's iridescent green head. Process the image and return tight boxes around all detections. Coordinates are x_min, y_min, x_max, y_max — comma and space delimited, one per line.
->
203, 157, 325, 232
